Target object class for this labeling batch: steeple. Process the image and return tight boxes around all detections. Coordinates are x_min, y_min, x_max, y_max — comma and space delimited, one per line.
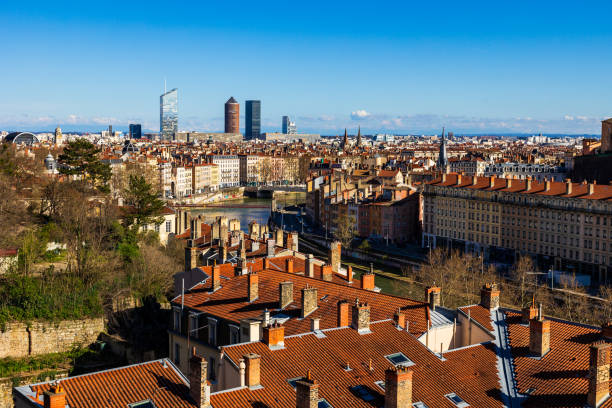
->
342, 128, 349, 149
437, 127, 449, 173
356, 126, 362, 147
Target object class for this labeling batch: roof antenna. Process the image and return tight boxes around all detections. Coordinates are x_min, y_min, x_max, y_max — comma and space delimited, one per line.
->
164, 77, 167, 94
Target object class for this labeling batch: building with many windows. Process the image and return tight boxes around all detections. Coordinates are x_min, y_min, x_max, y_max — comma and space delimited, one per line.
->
245, 100, 261, 140
483, 162, 567, 182
422, 173, 612, 281
160, 88, 178, 141
224, 97, 239, 134
128, 123, 142, 139
210, 155, 240, 188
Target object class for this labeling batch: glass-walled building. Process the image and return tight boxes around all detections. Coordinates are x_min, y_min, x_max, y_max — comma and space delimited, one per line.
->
160, 88, 178, 140
245, 100, 261, 140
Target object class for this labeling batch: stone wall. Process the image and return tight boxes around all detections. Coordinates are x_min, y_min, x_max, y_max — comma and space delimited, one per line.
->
0, 318, 105, 359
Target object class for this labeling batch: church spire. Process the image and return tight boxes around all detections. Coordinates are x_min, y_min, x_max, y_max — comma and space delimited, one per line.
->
342, 128, 348, 149
438, 127, 449, 173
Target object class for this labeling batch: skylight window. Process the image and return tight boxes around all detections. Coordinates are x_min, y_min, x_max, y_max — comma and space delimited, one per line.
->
374, 380, 385, 391
287, 377, 301, 389
128, 401, 156, 408
413, 402, 430, 408
445, 393, 470, 407
385, 352, 414, 367
350, 385, 376, 402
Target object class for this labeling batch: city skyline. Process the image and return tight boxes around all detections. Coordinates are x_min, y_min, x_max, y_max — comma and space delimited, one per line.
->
1, 1, 611, 134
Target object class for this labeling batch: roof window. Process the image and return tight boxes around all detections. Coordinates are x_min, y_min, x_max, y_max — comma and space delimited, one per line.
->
385, 352, 414, 367
445, 393, 470, 407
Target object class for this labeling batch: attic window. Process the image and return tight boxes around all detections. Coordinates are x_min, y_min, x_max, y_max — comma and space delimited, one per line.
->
385, 352, 414, 367
413, 403, 430, 408
374, 380, 385, 390
129, 401, 157, 408
445, 393, 469, 407
287, 377, 301, 389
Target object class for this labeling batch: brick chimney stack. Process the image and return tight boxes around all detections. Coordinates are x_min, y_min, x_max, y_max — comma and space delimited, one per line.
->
43, 382, 66, 408
589, 183, 596, 195
212, 265, 221, 292
306, 254, 315, 278
267, 239, 276, 258
188, 349, 211, 408
248, 272, 258, 302
480, 283, 500, 310
275, 228, 284, 247
347, 265, 353, 283
384, 366, 413, 408
352, 299, 370, 333
521, 300, 538, 324
296, 371, 319, 408
338, 300, 349, 327
566, 179, 573, 195
602, 322, 612, 341
321, 264, 333, 282
361, 266, 375, 290
286, 258, 294, 273
263, 322, 285, 349
243, 353, 261, 389
394, 309, 406, 330
424, 286, 441, 309
301, 286, 318, 318
279, 281, 294, 309
588, 342, 611, 408
290, 232, 299, 252
185, 246, 198, 271
529, 305, 550, 357
328, 241, 341, 274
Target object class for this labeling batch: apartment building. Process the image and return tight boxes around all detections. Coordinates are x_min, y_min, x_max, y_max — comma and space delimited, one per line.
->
448, 157, 488, 175
484, 162, 567, 181
423, 173, 612, 281
171, 165, 192, 197
192, 163, 219, 194
210, 155, 240, 188
239, 154, 262, 185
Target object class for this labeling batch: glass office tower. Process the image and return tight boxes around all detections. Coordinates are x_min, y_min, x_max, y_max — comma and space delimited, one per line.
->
245, 100, 261, 140
129, 124, 142, 139
160, 88, 178, 140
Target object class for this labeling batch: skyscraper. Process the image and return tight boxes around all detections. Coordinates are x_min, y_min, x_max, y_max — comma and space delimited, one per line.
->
160, 88, 178, 141
224, 97, 239, 134
129, 124, 142, 139
282, 116, 297, 134
245, 100, 261, 140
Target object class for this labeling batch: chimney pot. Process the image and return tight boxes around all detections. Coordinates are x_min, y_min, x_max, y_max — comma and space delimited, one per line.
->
43, 383, 67, 408
347, 265, 353, 283
286, 258, 294, 274
521, 303, 538, 324
529, 317, 550, 357
394, 309, 406, 329
263, 323, 285, 349
424, 286, 441, 309
311, 318, 320, 331
295, 372, 319, 408
361, 272, 375, 291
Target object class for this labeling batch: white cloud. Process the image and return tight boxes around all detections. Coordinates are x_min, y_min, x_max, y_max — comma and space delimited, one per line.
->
351, 110, 371, 120
564, 115, 574, 121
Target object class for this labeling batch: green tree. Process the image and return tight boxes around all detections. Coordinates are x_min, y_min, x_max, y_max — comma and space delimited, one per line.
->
57, 139, 111, 191
122, 175, 165, 229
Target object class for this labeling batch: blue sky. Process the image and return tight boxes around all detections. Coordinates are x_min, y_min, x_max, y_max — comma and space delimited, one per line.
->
1, 1, 611, 134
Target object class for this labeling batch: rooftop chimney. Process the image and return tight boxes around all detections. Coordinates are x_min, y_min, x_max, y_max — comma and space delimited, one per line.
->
290, 232, 299, 252
248, 272, 258, 302
306, 254, 315, 278
347, 265, 353, 283
544, 180, 551, 192
321, 264, 333, 282
424, 286, 441, 309
441, 173, 447, 183
311, 318, 320, 331
489, 175, 495, 188
352, 299, 370, 333
529, 305, 550, 357
286, 258, 294, 273
328, 241, 341, 274
589, 183, 595, 195
394, 309, 406, 330
212, 265, 221, 292
384, 366, 413, 408
588, 342, 611, 408
301, 286, 318, 318
279, 281, 294, 309
188, 349, 211, 408
472, 176, 478, 186
296, 371, 319, 408
337, 300, 350, 327
521, 300, 537, 324
480, 283, 500, 310
506, 178, 513, 189
526, 178, 532, 191
566, 180, 573, 195
267, 239, 276, 258
43, 383, 66, 408
185, 246, 198, 271
275, 228, 284, 247
264, 258, 270, 270
243, 353, 261, 389
456, 174, 462, 185
361, 272, 375, 291
263, 322, 285, 349
602, 322, 612, 341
